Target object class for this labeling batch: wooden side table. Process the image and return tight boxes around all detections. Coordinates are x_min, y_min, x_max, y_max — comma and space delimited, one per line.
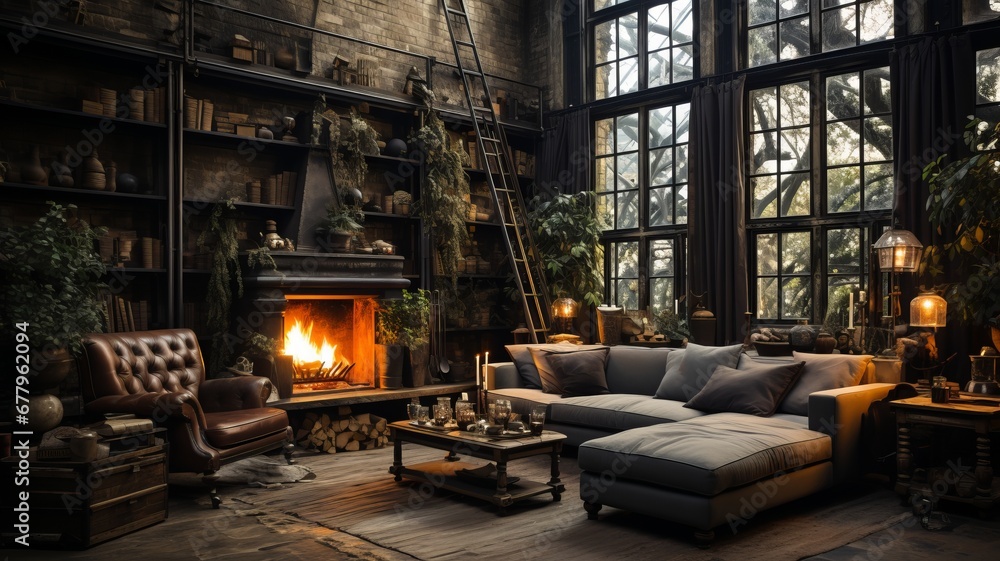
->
890, 396, 1000, 516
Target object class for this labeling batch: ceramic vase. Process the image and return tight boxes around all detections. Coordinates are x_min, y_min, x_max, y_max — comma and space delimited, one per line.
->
20, 145, 48, 185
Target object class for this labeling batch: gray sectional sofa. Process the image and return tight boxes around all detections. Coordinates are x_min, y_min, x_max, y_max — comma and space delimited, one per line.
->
486, 343, 895, 545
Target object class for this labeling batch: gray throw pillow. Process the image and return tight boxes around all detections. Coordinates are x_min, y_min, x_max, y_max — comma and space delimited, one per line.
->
529, 346, 609, 395
505, 344, 543, 388
683, 361, 806, 416
506, 343, 605, 389
540, 347, 612, 397
654, 343, 743, 401
778, 352, 874, 416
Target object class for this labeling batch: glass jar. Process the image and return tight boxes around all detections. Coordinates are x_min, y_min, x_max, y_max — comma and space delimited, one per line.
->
931, 375, 950, 403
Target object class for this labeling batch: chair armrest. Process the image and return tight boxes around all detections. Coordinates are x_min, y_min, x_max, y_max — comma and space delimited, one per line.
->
199, 376, 272, 412
808, 383, 896, 484
85, 390, 202, 424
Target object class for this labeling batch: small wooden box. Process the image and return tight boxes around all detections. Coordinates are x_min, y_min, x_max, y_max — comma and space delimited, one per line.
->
2, 441, 168, 549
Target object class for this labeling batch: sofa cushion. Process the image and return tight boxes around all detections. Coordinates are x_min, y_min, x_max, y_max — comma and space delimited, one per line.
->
684, 361, 805, 416
654, 343, 743, 401
549, 394, 705, 433
605, 346, 676, 395
778, 352, 873, 416
542, 347, 612, 397
578, 413, 832, 496
506, 343, 603, 389
530, 346, 609, 395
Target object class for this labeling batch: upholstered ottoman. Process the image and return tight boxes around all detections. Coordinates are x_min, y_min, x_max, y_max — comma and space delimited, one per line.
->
578, 412, 835, 545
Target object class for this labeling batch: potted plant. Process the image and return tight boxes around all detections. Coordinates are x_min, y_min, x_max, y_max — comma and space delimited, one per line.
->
411, 111, 471, 287
0, 202, 108, 430
316, 194, 365, 253
375, 289, 430, 387
922, 116, 1000, 347
527, 190, 604, 308
652, 309, 690, 346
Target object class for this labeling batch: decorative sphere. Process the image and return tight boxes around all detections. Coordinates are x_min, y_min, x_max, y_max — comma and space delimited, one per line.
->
18, 394, 64, 432
385, 138, 408, 157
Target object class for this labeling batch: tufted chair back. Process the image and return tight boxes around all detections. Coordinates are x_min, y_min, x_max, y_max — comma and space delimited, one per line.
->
79, 328, 205, 403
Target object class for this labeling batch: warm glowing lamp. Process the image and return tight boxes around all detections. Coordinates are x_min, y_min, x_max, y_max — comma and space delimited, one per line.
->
552, 297, 578, 334
873, 228, 923, 273
909, 291, 947, 328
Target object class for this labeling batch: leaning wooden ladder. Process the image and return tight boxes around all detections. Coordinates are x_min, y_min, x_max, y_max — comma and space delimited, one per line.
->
439, 0, 551, 343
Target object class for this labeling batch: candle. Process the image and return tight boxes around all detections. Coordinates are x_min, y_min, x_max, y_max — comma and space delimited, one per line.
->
475, 354, 481, 388
674, 299, 678, 315
859, 290, 866, 303
848, 292, 854, 329
484, 351, 490, 390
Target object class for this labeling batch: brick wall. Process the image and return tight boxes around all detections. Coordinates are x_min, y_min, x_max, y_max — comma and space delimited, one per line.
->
0, 0, 559, 111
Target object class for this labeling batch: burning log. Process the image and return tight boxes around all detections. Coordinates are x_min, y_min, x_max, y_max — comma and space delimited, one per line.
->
297, 407, 390, 453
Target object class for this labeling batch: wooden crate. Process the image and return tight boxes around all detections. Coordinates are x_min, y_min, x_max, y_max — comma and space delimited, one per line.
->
2, 442, 168, 549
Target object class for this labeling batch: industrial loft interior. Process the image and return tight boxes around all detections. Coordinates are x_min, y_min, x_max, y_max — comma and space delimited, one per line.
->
1, 1, 999, 560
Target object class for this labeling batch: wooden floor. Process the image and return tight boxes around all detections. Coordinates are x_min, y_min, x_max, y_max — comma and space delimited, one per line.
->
9, 444, 1000, 560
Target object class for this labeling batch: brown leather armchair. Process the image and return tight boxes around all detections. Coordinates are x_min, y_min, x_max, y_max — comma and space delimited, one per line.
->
78, 328, 294, 507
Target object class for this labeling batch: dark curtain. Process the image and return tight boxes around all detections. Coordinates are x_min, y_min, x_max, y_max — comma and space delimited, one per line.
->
891, 34, 974, 252
688, 76, 748, 345
891, 34, 976, 383
535, 107, 591, 196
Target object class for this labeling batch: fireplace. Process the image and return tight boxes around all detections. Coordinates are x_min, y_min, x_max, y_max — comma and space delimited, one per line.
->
283, 296, 375, 392
244, 251, 410, 398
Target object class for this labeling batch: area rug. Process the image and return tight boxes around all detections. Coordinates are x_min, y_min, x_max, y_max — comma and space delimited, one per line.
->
213, 456, 316, 487
231, 446, 915, 561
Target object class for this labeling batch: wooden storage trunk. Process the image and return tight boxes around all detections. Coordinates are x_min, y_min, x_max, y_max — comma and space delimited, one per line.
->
2, 441, 168, 549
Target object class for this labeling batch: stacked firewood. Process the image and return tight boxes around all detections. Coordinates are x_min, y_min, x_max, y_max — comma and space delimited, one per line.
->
297, 406, 390, 453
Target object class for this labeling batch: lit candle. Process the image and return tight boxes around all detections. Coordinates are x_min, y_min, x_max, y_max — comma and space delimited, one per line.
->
475, 354, 481, 388
848, 292, 854, 329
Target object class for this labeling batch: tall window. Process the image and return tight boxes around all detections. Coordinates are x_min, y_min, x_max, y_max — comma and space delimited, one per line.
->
608, 240, 640, 308
595, 113, 640, 230
592, 0, 695, 100
748, 70, 892, 323
825, 68, 893, 213
746, 1, 894, 67
976, 47, 1000, 121
648, 103, 690, 226
594, 11, 639, 99
749, 81, 811, 219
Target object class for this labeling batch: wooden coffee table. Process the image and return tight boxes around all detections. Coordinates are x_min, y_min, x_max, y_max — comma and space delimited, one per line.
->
388, 421, 566, 514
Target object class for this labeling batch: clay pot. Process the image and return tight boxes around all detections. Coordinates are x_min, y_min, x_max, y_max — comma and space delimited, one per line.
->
274, 46, 295, 69
81, 150, 106, 190
49, 152, 74, 188
20, 145, 48, 185
105, 161, 117, 192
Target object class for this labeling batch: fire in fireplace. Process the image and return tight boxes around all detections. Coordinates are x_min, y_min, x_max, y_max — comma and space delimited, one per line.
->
283, 296, 376, 392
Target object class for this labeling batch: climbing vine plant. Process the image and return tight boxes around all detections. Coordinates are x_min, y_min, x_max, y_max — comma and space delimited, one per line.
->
411, 111, 471, 287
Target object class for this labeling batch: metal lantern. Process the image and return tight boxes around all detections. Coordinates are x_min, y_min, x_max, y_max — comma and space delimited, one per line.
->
873, 228, 923, 272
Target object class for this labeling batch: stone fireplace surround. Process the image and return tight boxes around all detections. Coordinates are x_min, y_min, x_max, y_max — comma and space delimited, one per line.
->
243, 251, 409, 399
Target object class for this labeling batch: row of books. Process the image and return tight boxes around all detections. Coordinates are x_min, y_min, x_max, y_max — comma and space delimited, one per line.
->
101, 294, 153, 333
459, 131, 535, 177
184, 95, 214, 131
245, 171, 297, 206
97, 232, 163, 269
80, 86, 165, 123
